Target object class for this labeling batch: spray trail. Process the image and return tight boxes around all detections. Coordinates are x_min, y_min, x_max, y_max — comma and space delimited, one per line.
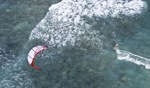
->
115, 48, 150, 69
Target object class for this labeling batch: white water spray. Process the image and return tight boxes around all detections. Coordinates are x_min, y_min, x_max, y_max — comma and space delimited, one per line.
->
115, 48, 150, 69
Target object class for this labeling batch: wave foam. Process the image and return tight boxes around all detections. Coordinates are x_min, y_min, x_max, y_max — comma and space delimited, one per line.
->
29, 0, 147, 47
49, 0, 147, 18
115, 49, 150, 69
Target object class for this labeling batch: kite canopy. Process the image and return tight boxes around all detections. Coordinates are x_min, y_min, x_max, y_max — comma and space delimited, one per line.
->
27, 45, 47, 70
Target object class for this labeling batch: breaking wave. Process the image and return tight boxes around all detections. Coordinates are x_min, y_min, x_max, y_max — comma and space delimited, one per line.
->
29, 0, 147, 48
0, 0, 148, 87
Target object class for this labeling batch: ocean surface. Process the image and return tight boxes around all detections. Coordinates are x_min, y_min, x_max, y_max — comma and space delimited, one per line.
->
0, 0, 150, 88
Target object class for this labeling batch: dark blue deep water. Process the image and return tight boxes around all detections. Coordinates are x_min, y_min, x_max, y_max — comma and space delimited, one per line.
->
0, 0, 150, 88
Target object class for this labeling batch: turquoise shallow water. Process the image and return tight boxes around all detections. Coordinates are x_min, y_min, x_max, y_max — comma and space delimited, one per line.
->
0, 0, 150, 88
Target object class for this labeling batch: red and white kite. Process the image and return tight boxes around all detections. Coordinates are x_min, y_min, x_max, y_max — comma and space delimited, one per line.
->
27, 45, 47, 70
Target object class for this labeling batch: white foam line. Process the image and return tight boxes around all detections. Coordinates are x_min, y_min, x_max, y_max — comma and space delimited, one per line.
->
115, 49, 150, 69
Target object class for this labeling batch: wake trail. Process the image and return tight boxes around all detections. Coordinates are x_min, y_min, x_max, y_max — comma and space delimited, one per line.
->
115, 48, 150, 69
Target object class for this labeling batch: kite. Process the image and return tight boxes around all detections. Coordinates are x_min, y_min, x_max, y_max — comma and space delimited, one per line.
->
27, 45, 47, 70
